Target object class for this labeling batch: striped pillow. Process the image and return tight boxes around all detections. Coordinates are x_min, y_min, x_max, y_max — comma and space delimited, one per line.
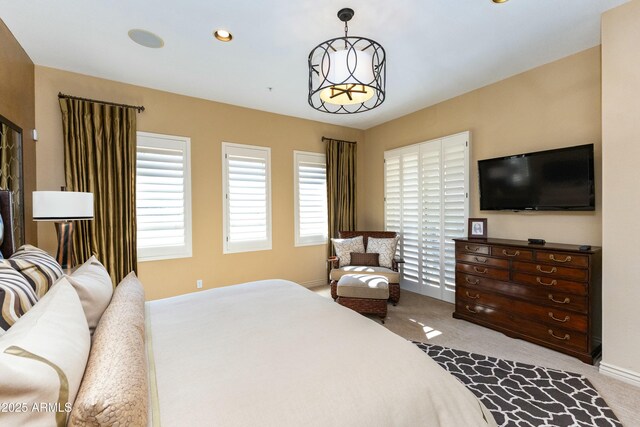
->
0, 260, 38, 334
8, 245, 63, 299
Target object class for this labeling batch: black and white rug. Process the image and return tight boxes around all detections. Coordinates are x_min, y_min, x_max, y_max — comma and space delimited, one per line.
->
413, 342, 622, 427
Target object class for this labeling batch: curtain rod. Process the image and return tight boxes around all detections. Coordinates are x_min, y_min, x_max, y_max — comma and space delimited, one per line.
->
58, 92, 145, 112
322, 136, 357, 144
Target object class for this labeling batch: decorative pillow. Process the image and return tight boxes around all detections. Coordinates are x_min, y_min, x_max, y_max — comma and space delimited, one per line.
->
67, 256, 114, 336
331, 236, 365, 267
350, 252, 380, 267
9, 245, 64, 298
0, 260, 38, 334
70, 272, 148, 427
366, 236, 400, 269
0, 277, 90, 426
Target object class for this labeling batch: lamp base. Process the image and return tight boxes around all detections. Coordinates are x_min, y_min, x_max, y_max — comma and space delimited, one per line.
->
54, 221, 74, 270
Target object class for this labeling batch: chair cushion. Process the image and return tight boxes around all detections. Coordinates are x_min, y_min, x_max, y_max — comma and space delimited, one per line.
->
331, 236, 365, 267
330, 266, 400, 283
366, 236, 399, 269
337, 274, 389, 299
350, 252, 379, 267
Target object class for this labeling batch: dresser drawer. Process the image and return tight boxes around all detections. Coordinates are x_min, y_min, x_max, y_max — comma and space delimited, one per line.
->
456, 286, 587, 331
456, 263, 509, 281
512, 261, 588, 282
455, 301, 516, 331
456, 254, 509, 268
456, 242, 490, 255
518, 320, 588, 353
490, 246, 533, 261
536, 251, 589, 268
456, 273, 588, 313
457, 301, 588, 353
512, 272, 587, 296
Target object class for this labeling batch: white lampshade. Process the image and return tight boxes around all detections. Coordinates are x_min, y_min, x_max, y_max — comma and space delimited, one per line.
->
319, 49, 375, 105
33, 191, 94, 221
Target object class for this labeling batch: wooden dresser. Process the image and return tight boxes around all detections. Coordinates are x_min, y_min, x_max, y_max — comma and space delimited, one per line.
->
453, 238, 602, 364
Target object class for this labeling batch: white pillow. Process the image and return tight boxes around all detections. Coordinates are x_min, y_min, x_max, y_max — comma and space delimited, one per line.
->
0, 277, 90, 426
331, 236, 365, 267
366, 236, 400, 269
67, 256, 114, 336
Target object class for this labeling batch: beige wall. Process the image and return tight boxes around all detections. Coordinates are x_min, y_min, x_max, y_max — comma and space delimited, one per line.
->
35, 66, 363, 300
601, 1, 640, 378
361, 47, 602, 246
0, 19, 37, 244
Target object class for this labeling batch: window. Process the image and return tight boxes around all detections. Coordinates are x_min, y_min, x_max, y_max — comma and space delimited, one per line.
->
136, 132, 192, 261
222, 142, 272, 253
385, 131, 469, 303
294, 151, 327, 246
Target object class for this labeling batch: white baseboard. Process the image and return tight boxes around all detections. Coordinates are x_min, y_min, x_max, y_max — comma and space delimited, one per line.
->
299, 278, 329, 288
599, 362, 640, 388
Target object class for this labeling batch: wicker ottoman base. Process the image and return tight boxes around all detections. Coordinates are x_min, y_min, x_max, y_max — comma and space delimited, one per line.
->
331, 280, 400, 305
336, 296, 387, 321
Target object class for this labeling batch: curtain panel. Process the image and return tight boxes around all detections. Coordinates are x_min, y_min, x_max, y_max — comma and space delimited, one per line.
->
59, 98, 137, 284
325, 137, 357, 256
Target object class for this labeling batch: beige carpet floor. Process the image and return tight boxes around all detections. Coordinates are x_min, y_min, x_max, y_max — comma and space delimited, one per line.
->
312, 285, 640, 426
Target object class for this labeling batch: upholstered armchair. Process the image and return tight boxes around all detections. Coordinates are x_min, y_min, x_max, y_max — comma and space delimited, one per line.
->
329, 231, 404, 305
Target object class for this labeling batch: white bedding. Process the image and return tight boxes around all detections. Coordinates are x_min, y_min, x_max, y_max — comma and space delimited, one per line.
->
146, 279, 496, 427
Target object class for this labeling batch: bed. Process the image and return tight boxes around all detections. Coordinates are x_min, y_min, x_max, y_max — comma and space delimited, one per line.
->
0, 192, 496, 426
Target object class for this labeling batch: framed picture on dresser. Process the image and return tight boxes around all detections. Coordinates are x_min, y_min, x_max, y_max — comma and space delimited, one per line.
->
468, 218, 487, 238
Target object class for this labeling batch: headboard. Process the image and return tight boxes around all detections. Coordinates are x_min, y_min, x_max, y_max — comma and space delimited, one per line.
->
0, 190, 15, 258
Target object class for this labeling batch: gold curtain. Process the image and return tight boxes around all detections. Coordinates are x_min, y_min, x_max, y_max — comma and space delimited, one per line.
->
0, 123, 10, 190
325, 137, 357, 256
59, 98, 137, 284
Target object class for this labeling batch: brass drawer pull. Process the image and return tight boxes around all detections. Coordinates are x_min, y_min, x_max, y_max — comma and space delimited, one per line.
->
536, 277, 557, 287
465, 305, 477, 314
473, 267, 488, 274
536, 265, 557, 274
502, 249, 520, 257
548, 312, 570, 323
465, 277, 480, 285
548, 330, 570, 341
474, 256, 487, 263
465, 245, 481, 252
465, 291, 480, 299
548, 294, 570, 304
549, 254, 572, 263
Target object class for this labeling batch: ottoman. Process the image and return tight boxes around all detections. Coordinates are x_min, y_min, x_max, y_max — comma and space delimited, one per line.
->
336, 274, 389, 322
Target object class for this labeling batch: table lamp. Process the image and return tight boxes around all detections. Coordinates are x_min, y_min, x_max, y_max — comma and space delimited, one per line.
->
33, 190, 94, 269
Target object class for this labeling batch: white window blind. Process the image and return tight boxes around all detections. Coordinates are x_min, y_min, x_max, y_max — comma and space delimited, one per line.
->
294, 151, 327, 246
384, 131, 469, 303
222, 142, 272, 254
136, 132, 192, 261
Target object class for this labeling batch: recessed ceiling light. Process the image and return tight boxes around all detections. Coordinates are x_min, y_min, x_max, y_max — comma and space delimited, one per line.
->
128, 29, 164, 48
492, 0, 509, 3
214, 29, 233, 42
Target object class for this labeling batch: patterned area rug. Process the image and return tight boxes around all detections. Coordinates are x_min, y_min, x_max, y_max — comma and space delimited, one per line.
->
413, 342, 621, 427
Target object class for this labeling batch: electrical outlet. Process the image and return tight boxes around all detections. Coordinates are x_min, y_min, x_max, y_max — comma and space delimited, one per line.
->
196, 279, 203, 289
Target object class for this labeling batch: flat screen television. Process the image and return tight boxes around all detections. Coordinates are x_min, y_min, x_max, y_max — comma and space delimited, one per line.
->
478, 144, 595, 211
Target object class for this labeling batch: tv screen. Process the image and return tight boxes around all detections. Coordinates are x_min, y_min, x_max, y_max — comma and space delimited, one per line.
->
478, 144, 595, 211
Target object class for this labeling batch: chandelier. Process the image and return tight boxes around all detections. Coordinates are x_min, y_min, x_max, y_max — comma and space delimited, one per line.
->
308, 8, 386, 114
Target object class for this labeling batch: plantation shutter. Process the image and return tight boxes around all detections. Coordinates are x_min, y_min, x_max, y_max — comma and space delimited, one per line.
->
384, 131, 469, 303
295, 152, 328, 246
420, 142, 442, 294
223, 143, 272, 253
441, 134, 469, 295
136, 132, 192, 261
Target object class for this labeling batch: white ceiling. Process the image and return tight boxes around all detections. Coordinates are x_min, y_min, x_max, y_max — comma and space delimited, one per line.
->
0, 0, 628, 130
